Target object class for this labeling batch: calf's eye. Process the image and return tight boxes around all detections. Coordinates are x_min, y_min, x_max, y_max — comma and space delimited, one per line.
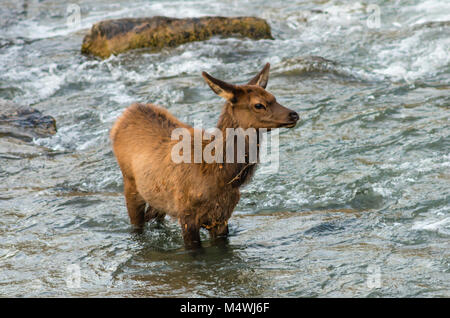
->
254, 103, 266, 110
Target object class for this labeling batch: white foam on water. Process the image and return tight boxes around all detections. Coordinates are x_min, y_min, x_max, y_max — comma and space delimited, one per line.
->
34, 124, 82, 152
105, 81, 136, 105
3, 1, 218, 41
77, 131, 108, 151
374, 34, 450, 82
3, 62, 66, 104
372, 185, 392, 197
412, 217, 450, 235
407, 0, 450, 25
25, 65, 66, 102
4, 4, 134, 39
370, 0, 450, 83
321, 2, 365, 24
35, 123, 110, 152
152, 52, 222, 78
270, 0, 450, 84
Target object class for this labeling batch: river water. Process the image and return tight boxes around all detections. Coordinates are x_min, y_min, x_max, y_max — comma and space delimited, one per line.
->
0, 0, 449, 297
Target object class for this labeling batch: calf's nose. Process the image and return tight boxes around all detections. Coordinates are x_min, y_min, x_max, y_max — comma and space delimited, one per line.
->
289, 111, 299, 122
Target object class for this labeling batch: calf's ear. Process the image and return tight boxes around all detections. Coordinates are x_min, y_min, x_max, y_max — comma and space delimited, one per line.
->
202, 72, 237, 101
247, 63, 270, 88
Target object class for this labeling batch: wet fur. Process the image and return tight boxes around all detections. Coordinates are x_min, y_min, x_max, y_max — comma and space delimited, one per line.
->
111, 103, 241, 246
110, 64, 298, 248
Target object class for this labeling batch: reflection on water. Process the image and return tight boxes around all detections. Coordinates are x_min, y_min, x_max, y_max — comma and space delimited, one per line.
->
119, 231, 269, 297
0, 0, 449, 297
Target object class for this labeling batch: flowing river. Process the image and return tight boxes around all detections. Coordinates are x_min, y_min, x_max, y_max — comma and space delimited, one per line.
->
0, 0, 449, 297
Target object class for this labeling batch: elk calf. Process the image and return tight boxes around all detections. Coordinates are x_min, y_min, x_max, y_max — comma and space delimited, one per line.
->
110, 63, 299, 248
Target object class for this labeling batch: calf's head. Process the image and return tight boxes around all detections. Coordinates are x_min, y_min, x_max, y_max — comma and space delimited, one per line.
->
202, 63, 299, 129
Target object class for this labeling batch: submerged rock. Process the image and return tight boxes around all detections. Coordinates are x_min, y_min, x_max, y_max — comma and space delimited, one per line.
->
273, 56, 340, 75
0, 99, 57, 141
81, 16, 273, 59
272, 56, 380, 82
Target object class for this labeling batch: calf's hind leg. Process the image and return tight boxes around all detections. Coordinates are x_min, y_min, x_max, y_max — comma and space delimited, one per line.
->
145, 206, 166, 223
208, 223, 229, 239
123, 178, 146, 230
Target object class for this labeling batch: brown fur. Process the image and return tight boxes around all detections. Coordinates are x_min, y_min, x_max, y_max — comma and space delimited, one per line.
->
110, 63, 299, 248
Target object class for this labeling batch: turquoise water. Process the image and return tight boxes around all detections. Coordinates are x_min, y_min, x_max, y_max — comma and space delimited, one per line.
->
0, 0, 449, 297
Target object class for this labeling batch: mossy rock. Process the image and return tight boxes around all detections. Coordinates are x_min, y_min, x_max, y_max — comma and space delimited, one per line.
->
81, 16, 273, 59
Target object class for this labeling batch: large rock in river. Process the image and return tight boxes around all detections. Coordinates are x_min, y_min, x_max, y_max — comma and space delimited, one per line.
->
0, 99, 57, 141
81, 16, 273, 59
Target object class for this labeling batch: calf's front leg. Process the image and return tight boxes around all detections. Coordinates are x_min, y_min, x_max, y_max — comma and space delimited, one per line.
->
180, 214, 201, 249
